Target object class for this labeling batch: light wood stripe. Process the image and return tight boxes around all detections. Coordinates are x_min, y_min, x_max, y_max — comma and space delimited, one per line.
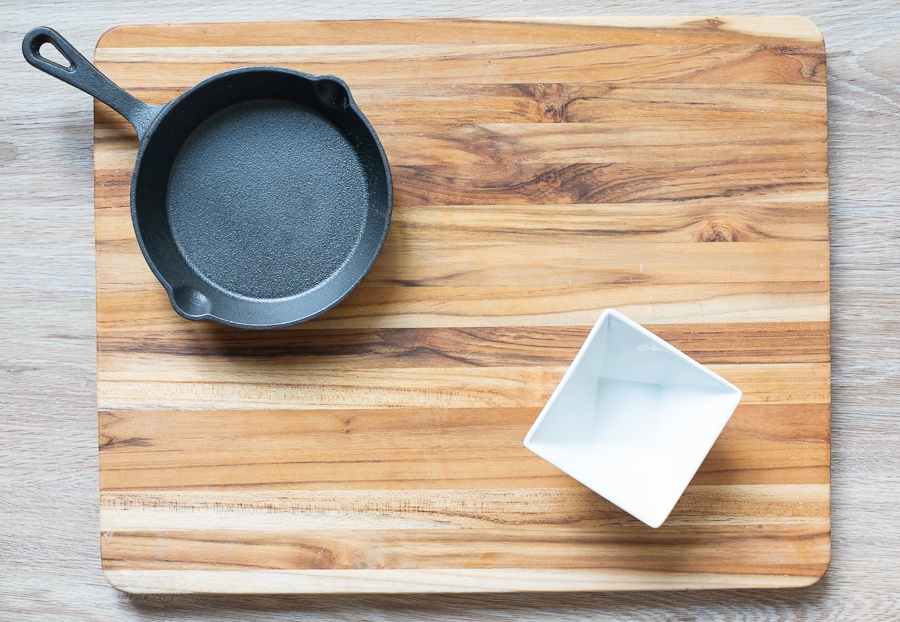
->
94, 121, 826, 168
99, 404, 828, 446
97, 43, 717, 64
358, 241, 831, 286
93, 43, 825, 89
498, 17, 824, 42
378, 123, 825, 167
100, 485, 829, 531
98, 404, 829, 490
94, 82, 827, 126
95, 17, 825, 49
95, 284, 830, 329
94, 199, 831, 295
96, 237, 830, 289
92, 237, 829, 288
96, 362, 828, 411
383, 198, 831, 242
100, 524, 829, 572
94, 197, 830, 242
101, 568, 822, 594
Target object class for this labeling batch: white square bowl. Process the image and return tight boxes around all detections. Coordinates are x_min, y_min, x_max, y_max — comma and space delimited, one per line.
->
523, 309, 742, 528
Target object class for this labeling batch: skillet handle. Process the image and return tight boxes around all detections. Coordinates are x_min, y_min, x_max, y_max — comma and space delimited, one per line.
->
22, 27, 160, 142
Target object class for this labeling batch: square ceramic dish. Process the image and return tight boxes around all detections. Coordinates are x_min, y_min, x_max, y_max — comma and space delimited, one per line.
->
524, 309, 742, 528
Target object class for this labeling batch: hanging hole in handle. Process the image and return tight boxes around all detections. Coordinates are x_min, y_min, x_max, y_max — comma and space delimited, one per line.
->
36, 39, 74, 71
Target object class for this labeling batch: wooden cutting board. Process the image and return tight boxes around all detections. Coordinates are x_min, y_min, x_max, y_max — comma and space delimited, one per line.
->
94, 17, 830, 594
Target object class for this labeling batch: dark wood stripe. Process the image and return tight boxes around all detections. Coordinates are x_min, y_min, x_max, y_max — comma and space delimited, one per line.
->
94, 161, 828, 207
391, 163, 827, 206
96, 323, 829, 365
375, 123, 825, 167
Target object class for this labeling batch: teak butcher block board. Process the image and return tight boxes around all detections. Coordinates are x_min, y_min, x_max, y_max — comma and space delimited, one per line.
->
94, 17, 830, 594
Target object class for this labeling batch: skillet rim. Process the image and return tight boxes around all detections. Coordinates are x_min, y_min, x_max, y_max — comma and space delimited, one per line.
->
128, 65, 393, 330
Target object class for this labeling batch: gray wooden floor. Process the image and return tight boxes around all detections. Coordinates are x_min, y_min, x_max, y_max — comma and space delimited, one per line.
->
1, 1, 898, 619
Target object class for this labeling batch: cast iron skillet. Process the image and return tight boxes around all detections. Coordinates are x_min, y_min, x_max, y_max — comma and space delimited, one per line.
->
23, 27, 392, 329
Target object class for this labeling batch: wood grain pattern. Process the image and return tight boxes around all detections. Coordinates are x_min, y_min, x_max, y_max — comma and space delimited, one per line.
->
98, 404, 830, 490
100, 524, 829, 572
93, 82, 829, 128
99, 485, 830, 530
92, 18, 829, 594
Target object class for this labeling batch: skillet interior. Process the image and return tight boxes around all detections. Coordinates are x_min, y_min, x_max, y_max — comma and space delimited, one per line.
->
132, 68, 392, 329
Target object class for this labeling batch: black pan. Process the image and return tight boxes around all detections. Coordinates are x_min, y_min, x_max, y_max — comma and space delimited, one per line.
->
23, 27, 392, 329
